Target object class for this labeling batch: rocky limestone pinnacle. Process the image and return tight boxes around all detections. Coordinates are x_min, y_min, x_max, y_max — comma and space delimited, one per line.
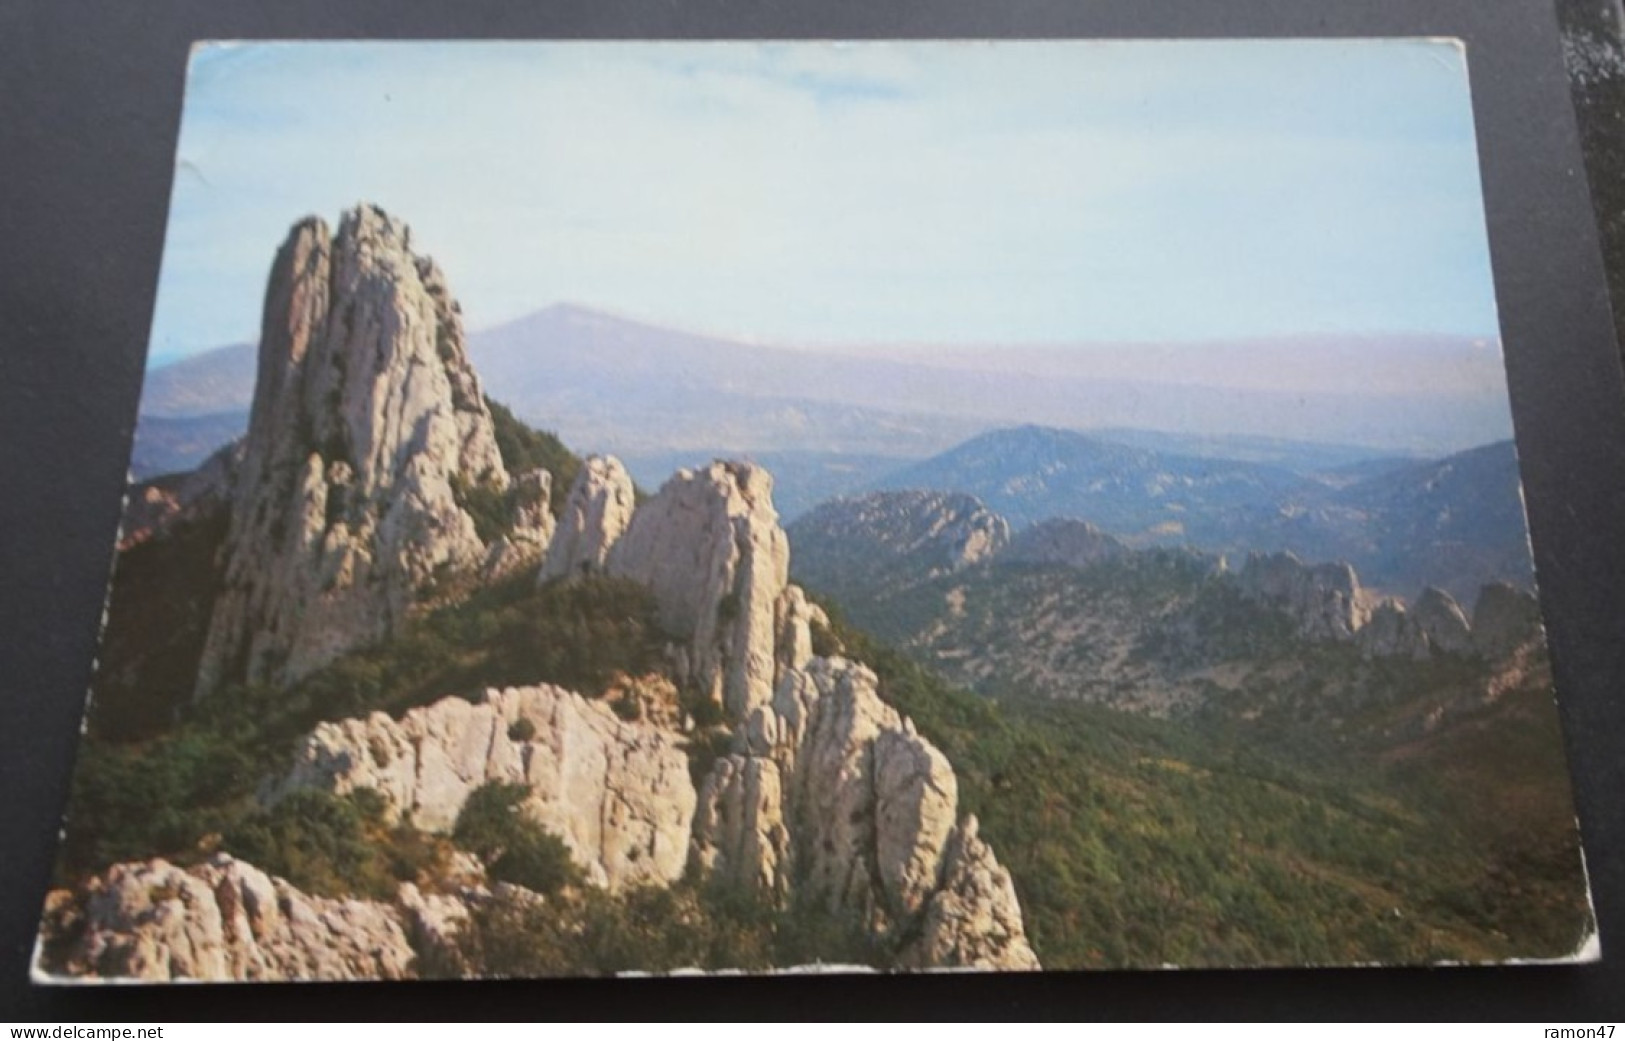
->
691, 656, 1040, 970
193, 205, 511, 699
606, 461, 791, 719
538, 454, 636, 584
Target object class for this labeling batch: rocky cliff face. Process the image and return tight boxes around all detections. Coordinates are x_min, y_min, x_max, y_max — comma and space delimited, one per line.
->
265, 685, 695, 891
1412, 586, 1475, 655
72, 202, 1039, 976
693, 656, 1040, 970
523, 458, 1036, 968
539, 454, 635, 583
1357, 599, 1430, 660
607, 461, 791, 718
1239, 551, 1531, 667
1236, 551, 1371, 641
1357, 587, 1474, 660
37, 855, 416, 982
193, 205, 514, 699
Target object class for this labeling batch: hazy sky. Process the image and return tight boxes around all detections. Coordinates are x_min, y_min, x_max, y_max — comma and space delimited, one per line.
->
146, 39, 1499, 368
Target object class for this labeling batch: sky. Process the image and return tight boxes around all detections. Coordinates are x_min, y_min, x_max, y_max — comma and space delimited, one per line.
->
145, 39, 1500, 368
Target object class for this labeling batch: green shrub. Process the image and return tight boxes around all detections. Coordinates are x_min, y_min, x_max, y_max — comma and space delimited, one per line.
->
222, 788, 422, 900
450, 474, 510, 545
485, 397, 580, 519
454, 782, 583, 896
507, 717, 537, 742
450, 876, 792, 976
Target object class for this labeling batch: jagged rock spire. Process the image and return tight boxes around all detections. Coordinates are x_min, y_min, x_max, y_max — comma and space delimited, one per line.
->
606, 461, 790, 719
194, 204, 510, 699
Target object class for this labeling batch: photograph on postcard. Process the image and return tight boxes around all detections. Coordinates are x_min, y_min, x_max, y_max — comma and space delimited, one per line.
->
33, 40, 1597, 981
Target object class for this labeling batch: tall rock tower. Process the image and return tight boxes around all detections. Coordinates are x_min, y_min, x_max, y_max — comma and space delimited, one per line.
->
194, 205, 511, 699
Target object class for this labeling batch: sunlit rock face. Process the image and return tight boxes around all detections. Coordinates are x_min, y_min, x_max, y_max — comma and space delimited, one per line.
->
194, 205, 511, 699
607, 461, 791, 719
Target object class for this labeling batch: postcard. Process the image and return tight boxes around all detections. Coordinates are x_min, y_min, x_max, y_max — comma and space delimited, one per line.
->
33, 39, 1596, 981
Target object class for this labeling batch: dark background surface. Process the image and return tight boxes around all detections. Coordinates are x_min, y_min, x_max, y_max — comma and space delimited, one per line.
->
3, 0, 1624, 1021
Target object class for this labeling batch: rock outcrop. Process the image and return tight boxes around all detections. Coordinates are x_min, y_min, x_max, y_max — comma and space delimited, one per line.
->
480, 468, 555, 580
538, 455, 635, 583
607, 462, 791, 718
36, 855, 415, 982
1002, 517, 1125, 570
1357, 599, 1430, 660
1357, 587, 1474, 660
898, 816, 1042, 971
1236, 551, 1371, 641
1472, 581, 1543, 660
266, 685, 695, 891
773, 584, 829, 683
789, 490, 1011, 586
1412, 586, 1474, 656
692, 657, 1039, 970
194, 205, 515, 699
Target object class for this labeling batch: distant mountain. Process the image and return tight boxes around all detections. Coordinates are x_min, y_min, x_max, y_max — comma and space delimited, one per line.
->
872, 425, 1318, 537
134, 307, 1522, 543
130, 412, 248, 479
1085, 428, 1412, 474
141, 304, 1513, 458
866, 425, 1534, 601
790, 489, 1546, 727
139, 343, 256, 417
1326, 440, 1536, 594
790, 490, 1010, 607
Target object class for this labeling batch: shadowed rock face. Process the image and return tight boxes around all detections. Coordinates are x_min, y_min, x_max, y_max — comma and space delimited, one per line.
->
194, 206, 511, 699
1472, 581, 1544, 659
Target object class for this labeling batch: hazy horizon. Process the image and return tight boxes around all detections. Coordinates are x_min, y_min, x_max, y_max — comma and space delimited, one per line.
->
147, 40, 1499, 371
